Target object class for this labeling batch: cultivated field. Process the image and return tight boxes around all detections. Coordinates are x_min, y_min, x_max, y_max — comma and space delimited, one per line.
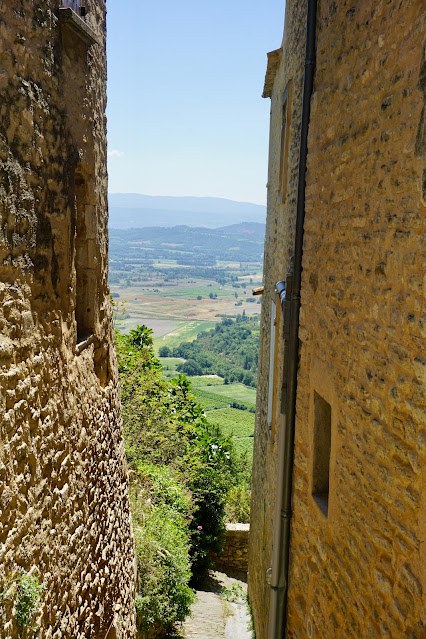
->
111, 224, 262, 466
111, 279, 262, 325
154, 321, 218, 354
159, 357, 256, 462
198, 383, 257, 405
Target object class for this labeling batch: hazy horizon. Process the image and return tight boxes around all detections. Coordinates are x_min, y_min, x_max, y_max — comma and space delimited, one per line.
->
106, 0, 285, 206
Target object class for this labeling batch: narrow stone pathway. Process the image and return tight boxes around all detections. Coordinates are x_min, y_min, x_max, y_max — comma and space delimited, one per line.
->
178, 571, 252, 639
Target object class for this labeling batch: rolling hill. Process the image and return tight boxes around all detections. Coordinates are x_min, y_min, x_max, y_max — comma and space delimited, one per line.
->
108, 193, 266, 229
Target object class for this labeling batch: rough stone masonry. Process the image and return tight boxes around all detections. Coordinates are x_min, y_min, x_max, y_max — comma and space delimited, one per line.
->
0, 2, 136, 637
249, 1, 425, 638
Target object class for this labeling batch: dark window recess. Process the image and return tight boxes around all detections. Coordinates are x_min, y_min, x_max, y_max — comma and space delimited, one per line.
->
312, 392, 331, 516
75, 173, 96, 344
61, 0, 86, 16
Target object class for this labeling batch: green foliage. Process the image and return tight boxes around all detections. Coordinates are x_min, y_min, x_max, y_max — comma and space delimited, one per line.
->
129, 324, 154, 349
232, 437, 255, 461
0, 569, 44, 630
179, 359, 202, 376
15, 573, 44, 629
220, 583, 243, 602
225, 485, 251, 524
116, 325, 243, 627
130, 464, 195, 634
173, 317, 259, 386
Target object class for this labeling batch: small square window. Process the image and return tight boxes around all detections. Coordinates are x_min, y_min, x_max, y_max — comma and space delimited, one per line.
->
312, 392, 331, 516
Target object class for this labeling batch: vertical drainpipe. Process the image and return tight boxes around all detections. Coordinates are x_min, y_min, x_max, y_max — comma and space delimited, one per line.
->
268, 1, 318, 638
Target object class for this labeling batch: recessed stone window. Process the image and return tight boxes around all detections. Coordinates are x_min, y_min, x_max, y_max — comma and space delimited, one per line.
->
74, 171, 96, 345
267, 299, 277, 432
312, 391, 331, 516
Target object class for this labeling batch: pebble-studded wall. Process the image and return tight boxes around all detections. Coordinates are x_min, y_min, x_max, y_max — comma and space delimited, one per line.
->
0, 2, 136, 637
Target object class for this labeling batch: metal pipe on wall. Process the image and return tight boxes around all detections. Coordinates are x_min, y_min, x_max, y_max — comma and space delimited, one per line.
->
268, 1, 318, 637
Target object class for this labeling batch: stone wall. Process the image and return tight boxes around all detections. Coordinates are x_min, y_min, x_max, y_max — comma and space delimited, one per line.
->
249, 1, 425, 638
211, 524, 250, 574
0, 2, 136, 637
248, 0, 307, 635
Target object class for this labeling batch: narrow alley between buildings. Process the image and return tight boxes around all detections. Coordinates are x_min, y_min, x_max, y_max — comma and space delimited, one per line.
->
179, 571, 252, 639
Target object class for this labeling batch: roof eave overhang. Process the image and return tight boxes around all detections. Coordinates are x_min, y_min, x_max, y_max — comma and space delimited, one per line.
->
262, 48, 282, 99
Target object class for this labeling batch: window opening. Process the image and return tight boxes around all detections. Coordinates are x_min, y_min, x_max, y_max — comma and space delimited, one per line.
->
61, 0, 86, 17
279, 81, 292, 203
312, 392, 331, 516
74, 172, 96, 344
267, 300, 277, 433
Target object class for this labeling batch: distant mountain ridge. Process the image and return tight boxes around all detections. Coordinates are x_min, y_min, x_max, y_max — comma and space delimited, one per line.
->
108, 193, 266, 229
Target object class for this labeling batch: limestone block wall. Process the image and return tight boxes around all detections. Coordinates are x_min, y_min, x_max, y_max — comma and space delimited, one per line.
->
287, 2, 425, 637
250, 1, 425, 638
248, 0, 307, 635
0, 2, 136, 637
211, 524, 250, 573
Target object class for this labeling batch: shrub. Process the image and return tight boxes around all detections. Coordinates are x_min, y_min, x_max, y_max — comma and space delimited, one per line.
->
116, 326, 238, 626
129, 325, 154, 349
0, 569, 44, 630
225, 485, 251, 524
131, 464, 195, 635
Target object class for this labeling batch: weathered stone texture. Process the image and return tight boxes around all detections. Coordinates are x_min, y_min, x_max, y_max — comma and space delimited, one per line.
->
250, 1, 425, 638
248, 1, 307, 636
0, 2, 136, 637
211, 524, 250, 573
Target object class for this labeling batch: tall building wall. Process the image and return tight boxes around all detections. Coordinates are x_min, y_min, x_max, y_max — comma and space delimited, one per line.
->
0, 2, 136, 637
248, 1, 307, 635
249, 1, 425, 638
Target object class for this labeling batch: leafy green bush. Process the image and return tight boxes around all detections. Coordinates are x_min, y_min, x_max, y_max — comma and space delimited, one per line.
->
0, 569, 44, 630
172, 316, 259, 386
116, 326, 241, 627
225, 485, 251, 524
130, 464, 194, 635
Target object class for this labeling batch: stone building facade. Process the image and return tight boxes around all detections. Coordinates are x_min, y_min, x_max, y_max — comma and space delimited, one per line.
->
249, 1, 425, 638
0, 2, 136, 637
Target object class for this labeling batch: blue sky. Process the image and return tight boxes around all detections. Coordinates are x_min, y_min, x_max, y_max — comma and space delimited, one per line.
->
106, 1, 285, 205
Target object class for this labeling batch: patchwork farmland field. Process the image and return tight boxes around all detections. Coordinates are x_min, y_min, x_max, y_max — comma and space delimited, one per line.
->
198, 383, 257, 405
207, 407, 255, 438
157, 358, 256, 461
207, 407, 255, 461
154, 321, 217, 354
110, 223, 264, 332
